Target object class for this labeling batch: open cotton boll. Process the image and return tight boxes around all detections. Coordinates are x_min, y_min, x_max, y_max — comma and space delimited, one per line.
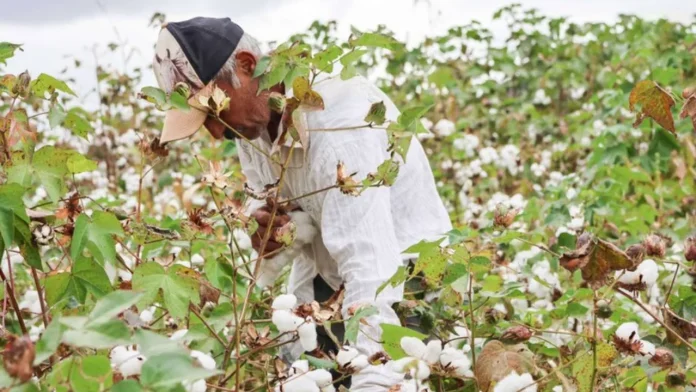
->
320, 385, 336, 392
272, 294, 297, 311
190, 350, 216, 370
276, 374, 320, 392
451, 358, 473, 377
433, 119, 456, 137
306, 369, 333, 388
336, 346, 359, 367
272, 310, 304, 333
615, 322, 640, 341
401, 337, 427, 358
391, 357, 431, 380
110, 346, 146, 377
423, 340, 442, 365
139, 307, 155, 324
639, 340, 656, 356
18, 290, 42, 315
494, 371, 537, 392
298, 318, 318, 351
349, 354, 369, 371
190, 253, 205, 265
184, 379, 206, 392
290, 360, 310, 375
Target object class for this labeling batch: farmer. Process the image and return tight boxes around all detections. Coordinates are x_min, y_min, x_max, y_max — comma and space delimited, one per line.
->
151, 17, 451, 391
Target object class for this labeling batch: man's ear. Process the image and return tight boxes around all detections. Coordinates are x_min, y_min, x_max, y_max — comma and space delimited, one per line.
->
235, 51, 256, 76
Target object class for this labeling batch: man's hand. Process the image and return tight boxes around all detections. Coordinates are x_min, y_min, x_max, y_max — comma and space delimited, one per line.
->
250, 203, 292, 257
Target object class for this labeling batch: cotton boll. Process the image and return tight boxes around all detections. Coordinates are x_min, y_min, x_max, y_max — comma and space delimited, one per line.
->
29, 325, 44, 342
494, 371, 537, 392
170, 329, 189, 341
18, 290, 42, 315
390, 357, 419, 374
184, 379, 207, 392
349, 354, 369, 371
278, 374, 320, 392
273, 310, 303, 332
639, 340, 656, 356
401, 337, 427, 358
411, 360, 431, 380
290, 360, 309, 375
306, 369, 333, 388
111, 346, 145, 377
439, 347, 465, 367
190, 350, 216, 370
233, 229, 252, 251
479, 147, 499, 165
298, 319, 318, 351
451, 358, 473, 377
617, 259, 659, 288
423, 340, 442, 365
552, 386, 563, 392
433, 119, 455, 137
336, 346, 359, 367
190, 253, 205, 266
320, 385, 336, 392
139, 308, 154, 324
615, 322, 640, 341
272, 294, 297, 311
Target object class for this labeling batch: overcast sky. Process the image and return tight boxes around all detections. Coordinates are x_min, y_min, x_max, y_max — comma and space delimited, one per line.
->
1, 0, 694, 106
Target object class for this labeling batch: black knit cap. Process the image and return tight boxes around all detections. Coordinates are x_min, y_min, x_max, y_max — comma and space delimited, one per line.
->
166, 17, 244, 85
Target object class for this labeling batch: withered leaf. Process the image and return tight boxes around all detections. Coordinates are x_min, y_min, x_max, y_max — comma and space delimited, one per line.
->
560, 234, 636, 288
292, 76, 324, 110
3, 335, 35, 382
663, 308, 696, 344
336, 161, 361, 196
629, 80, 675, 134
679, 95, 696, 132
474, 340, 535, 392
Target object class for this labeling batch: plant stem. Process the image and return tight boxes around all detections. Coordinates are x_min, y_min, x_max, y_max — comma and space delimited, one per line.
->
31, 268, 49, 328
590, 293, 598, 391
0, 267, 28, 335
467, 269, 476, 369
189, 304, 227, 347
663, 264, 679, 307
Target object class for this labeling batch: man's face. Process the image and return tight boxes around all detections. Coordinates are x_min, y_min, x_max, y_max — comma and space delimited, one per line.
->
203, 52, 270, 141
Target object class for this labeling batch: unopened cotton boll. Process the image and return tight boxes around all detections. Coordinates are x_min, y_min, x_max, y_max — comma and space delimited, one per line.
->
306, 369, 333, 388
298, 319, 318, 351
190, 350, 216, 370
433, 119, 455, 137
494, 371, 537, 392
401, 337, 427, 358
272, 294, 297, 311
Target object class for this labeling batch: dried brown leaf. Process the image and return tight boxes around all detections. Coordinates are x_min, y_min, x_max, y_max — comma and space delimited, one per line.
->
336, 162, 360, 196
560, 234, 636, 288
663, 308, 696, 343
679, 95, 696, 132
474, 340, 535, 392
629, 80, 675, 134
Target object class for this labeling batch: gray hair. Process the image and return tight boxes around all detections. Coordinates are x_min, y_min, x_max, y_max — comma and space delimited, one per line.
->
212, 33, 263, 89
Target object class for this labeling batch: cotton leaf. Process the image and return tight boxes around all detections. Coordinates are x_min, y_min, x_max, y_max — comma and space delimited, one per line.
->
364, 101, 387, 125
559, 234, 636, 288
629, 80, 675, 134
679, 93, 696, 131
474, 340, 535, 392
292, 76, 324, 110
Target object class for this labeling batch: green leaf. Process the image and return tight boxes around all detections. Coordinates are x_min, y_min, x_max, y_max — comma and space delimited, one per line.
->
350, 33, 403, 51
140, 353, 220, 388
345, 305, 379, 343
572, 343, 617, 392
364, 101, 387, 125
0, 185, 40, 269
48, 105, 67, 129
134, 329, 188, 358
132, 263, 200, 318
34, 320, 67, 365
339, 50, 367, 67
252, 56, 272, 78
15, 220, 41, 269
33, 146, 77, 202
443, 263, 468, 285
376, 266, 408, 296
411, 242, 448, 287
70, 211, 124, 264
622, 366, 648, 392
87, 290, 143, 327
6, 150, 32, 187
70, 355, 113, 392
63, 109, 92, 139
66, 153, 97, 174
380, 324, 426, 360
140, 86, 167, 108
283, 63, 311, 89
204, 258, 234, 292
30, 73, 76, 98
44, 255, 113, 307
62, 318, 131, 349
0, 42, 22, 65
566, 302, 590, 317
169, 91, 189, 110
391, 105, 432, 134
305, 355, 337, 370
112, 380, 143, 392
258, 63, 289, 92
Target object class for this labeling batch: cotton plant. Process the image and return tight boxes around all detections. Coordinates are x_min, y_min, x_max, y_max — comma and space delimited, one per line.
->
273, 360, 335, 392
